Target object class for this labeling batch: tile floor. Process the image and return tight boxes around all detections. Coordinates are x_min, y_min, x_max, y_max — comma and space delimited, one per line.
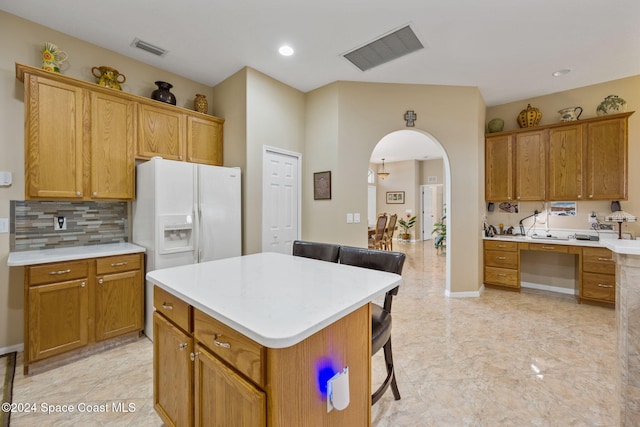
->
10, 241, 617, 426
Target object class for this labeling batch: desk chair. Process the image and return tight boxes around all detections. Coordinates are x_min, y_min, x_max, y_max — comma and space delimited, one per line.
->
292, 240, 340, 262
339, 246, 406, 405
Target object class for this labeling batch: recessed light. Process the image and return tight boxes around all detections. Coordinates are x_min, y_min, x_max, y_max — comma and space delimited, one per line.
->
279, 45, 294, 56
552, 69, 571, 77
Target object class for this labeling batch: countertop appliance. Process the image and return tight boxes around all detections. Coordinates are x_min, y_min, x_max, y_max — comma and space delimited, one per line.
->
133, 157, 241, 339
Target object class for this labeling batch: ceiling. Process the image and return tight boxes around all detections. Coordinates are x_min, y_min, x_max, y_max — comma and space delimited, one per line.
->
2, 1, 639, 163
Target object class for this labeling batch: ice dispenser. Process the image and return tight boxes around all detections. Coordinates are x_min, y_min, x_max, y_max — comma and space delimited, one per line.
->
158, 214, 194, 254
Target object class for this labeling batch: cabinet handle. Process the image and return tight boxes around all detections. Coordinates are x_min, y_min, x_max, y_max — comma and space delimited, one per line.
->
49, 269, 71, 275
190, 351, 200, 361
597, 284, 613, 288
98, 278, 104, 284
577, 195, 582, 199
497, 274, 507, 277
76, 191, 82, 196
161, 303, 174, 310
110, 261, 129, 267
81, 282, 86, 288
213, 334, 231, 349
589, 195, 593, 198
497, 244, 506, 248
597, 257, 614, 262
178, 343, 188, 351
179, 155, 183, 160
93, 192, 98, 196
541, 246, 555, 250
497, 256, 507, 260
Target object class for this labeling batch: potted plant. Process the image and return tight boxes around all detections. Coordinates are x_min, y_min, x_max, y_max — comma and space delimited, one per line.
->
432, 207, 446, 253
398, 214, 416, 240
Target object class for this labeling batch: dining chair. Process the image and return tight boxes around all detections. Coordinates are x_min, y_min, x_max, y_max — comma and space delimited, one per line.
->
368, 214, 387, 250
339, 245, 406, 405
382, 213, 397, 251
292, 240, 340, 262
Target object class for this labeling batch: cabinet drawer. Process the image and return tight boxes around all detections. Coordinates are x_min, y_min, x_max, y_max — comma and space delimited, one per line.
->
28, 260, 89, 286
484, 250, 518, 269
96, 253, 141, 274
528, 243, 568, 253
582, 272, 615, 302
582, 247, 615, 275
484, 266, 519, 288
154, 286, 192, 333
484, 240, 518, 252
193, 308, 265, 388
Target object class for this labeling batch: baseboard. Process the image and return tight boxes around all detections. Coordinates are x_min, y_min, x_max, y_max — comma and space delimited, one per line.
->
521, 281, 577, 296
0, 343, 23, 356
446, 285, 484, 298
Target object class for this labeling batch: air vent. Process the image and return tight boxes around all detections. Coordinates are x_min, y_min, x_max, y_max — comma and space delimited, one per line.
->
132, 38, 167, 57
343, 25, 424, 72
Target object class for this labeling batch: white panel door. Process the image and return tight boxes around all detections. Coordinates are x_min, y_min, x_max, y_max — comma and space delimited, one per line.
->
421, 184, 443, 241
262, 148, 300, 254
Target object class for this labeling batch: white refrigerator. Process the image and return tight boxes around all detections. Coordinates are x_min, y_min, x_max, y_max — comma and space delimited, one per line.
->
133, 157, 241, 339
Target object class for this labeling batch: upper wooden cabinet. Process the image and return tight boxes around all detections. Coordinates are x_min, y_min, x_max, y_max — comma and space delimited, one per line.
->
485, 112, 633, 202
187, 116, 223, 165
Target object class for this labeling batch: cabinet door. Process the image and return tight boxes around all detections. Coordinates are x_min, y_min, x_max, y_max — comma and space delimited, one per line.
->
90, 92, 136, 199
95, 270, 143, 341
187, 116, 223, 165
586, 117, 628, 200
194, 344, 266, 427
548, 125, 584, 200
28, 278, 88, 362
154, 313, 193, 427
514, 130, 547, 201
137, 103, 185, 161
485, 135, 513, 201
25, 75, 84, 199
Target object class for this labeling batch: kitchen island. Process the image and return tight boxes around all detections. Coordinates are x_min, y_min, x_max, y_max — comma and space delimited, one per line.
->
147, 252, 402, 426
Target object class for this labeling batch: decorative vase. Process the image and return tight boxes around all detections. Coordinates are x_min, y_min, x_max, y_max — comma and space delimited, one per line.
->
42, 42, 68, 73
487, 118, 504, 133
151, 81, 176, 105
517, 104, 542, 128
194, 94, 208, 114
91, 66, 126, 90
597, 95, 627, 116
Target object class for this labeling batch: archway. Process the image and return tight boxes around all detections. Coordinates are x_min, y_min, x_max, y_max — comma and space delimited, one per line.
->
369, 129, 452, 294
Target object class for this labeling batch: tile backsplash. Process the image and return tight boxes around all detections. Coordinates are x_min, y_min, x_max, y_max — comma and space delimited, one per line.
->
11, 200, 128, 251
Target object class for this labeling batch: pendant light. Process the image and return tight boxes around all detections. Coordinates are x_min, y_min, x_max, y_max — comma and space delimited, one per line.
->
377, 158, 390, 179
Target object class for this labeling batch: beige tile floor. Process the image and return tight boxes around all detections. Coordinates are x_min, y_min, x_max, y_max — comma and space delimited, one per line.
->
10, 241, 617, 426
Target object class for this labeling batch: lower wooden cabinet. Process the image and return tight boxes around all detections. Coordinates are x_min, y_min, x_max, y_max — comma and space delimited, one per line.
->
580, 247, 615, 305
23, 253, 144, 374
483, 240, 520, 289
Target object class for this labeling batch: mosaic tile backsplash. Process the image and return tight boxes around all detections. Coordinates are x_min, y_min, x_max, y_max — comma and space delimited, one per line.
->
11, 200, 128, 251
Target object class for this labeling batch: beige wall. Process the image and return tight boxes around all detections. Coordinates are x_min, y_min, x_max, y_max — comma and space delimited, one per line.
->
486, 75, 640, 237
420, 159, 445, 186
0, 11, 217, 351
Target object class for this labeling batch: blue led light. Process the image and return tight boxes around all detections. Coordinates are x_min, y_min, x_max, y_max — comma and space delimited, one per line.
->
315, 357, 336, 398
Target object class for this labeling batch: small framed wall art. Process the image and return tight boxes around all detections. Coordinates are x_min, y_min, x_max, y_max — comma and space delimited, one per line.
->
313, 171, 331, 200
386, 191, 405, 204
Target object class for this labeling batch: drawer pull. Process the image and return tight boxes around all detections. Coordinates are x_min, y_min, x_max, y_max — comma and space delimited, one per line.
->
597, 257, 614, 262
110, 261, 129, 267
190, 351, 200, 361
213, 334, 231, 349
49, 269, 71, 275
497, 244, 506, 248
597, 284, 614, 288
161, 303, 174, 310
496, 256, 507, 260
541, 246, 555, 250
81, 282, 86, 288
98, 278, 104, 284
178, 343, 188, 351
497, 274, 507, 277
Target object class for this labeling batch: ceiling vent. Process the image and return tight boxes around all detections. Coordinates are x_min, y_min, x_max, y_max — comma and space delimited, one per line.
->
343, 25, 424, 72
132, 38, 167, 57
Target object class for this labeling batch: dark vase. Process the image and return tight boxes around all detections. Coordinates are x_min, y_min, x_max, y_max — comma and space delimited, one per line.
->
151, 81, 176, 105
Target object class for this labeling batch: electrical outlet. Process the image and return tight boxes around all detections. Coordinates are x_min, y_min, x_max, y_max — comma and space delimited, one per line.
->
346, 213, 354, 224
0, 218, 8, 233
588, 212, 598, 224
54, 216, 67, 231
354, 213, 361, 223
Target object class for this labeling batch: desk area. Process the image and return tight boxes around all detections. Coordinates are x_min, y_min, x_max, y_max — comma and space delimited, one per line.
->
483, 231, 620, 306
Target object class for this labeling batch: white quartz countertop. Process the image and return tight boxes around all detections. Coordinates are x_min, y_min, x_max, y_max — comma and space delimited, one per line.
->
483, 229, 626, 248
7, 242, 146, 266
146, 252, 402, 349
602, 240, 640, 255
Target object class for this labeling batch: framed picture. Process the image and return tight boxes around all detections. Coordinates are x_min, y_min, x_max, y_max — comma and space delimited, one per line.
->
313, 171, 331, 200
386, 191, 405, 204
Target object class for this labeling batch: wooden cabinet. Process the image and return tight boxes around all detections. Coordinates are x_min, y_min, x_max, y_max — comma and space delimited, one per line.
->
23, 253, 144, 374
514, 130, 547, 201
580, 247, 615, 305
485, 112, 632, 201
483, 240, 520, 289
187, 116, 223, 165
586, 117, 628, 200
95, 254, 144, 341
153, 312, 193, 427
548, 124, 584, 200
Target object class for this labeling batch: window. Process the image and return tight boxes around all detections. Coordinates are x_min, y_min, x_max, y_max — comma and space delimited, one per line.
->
367, 168, 375, 184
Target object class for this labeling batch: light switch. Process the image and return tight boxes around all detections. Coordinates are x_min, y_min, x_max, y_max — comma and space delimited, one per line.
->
0, 218, 8, 233
354, 213, 361, 223
346, 213, 354, 224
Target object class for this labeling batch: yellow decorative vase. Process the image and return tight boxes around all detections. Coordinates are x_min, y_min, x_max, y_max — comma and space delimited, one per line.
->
91, 66, 126, 90
517, 104, 542, 128
194, 94, 208, 114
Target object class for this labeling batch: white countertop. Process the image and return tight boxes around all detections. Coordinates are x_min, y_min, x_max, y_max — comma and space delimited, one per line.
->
602, 239, 640, 255
146, 252, 402, 349
483, 229, 626, 248
7, 242, 146, 266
